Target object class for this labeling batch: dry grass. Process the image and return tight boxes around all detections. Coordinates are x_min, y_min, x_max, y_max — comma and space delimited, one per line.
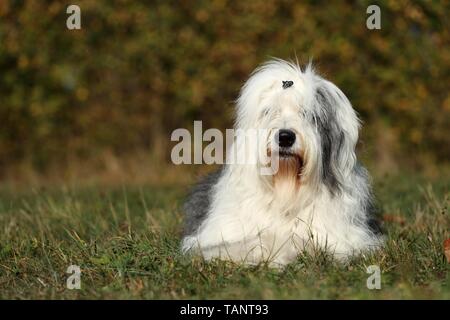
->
0, 168, 448, 299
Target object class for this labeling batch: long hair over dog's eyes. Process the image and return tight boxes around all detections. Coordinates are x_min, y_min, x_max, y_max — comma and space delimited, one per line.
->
299, 109, 307, 118
261, 107, 270, 118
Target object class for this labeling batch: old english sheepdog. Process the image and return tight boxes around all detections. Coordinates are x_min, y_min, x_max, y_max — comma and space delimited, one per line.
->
181, 59, 382, 266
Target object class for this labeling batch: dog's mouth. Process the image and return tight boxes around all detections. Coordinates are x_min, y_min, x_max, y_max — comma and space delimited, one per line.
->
267, 148, 304, 177
278, 150, 297, 158
273, 148, 302, 160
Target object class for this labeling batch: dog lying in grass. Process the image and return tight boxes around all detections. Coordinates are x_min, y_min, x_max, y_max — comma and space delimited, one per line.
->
182, 59, 382, 266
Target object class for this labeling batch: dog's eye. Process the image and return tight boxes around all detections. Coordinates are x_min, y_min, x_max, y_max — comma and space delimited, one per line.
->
261, 108, 270, 117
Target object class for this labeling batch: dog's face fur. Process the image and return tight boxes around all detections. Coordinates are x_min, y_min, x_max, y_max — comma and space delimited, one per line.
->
235, 60, 360, 200
182, 59, 382, 265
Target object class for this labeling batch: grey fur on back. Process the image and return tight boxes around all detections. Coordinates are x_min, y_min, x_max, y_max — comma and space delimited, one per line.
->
183, 168, 223, 237
353, 163, 383, 235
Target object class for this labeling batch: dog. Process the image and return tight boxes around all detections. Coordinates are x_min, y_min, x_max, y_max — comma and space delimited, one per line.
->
181, 59, 382, 266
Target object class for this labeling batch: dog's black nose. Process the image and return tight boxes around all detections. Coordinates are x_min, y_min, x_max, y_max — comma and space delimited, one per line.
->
276, 129, 296, 148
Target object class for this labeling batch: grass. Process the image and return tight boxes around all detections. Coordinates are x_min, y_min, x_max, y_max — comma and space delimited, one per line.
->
0, 170, 448, 299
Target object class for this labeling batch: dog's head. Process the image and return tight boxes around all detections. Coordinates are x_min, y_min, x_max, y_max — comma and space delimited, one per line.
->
234, 59, 360, 196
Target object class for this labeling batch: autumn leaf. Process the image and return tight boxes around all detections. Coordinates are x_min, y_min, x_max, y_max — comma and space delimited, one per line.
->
444, 239, 450, 263
382, 214, 406, 225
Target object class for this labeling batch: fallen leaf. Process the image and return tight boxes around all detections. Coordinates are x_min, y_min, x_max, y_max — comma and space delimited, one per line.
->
382, 214, 406, 225
444, 239, 450, 263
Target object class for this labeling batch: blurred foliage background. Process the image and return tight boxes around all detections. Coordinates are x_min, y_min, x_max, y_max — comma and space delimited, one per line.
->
0, 0, 449, 183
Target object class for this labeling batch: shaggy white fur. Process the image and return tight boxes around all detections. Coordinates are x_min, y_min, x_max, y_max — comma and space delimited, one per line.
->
182, 59, 382, 266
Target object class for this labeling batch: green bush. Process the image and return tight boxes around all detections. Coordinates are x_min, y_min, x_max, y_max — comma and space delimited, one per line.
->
0, 1, 448, 172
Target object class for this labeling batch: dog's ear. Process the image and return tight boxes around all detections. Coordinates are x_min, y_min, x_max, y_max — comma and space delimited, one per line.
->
314, 81, 359, 195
